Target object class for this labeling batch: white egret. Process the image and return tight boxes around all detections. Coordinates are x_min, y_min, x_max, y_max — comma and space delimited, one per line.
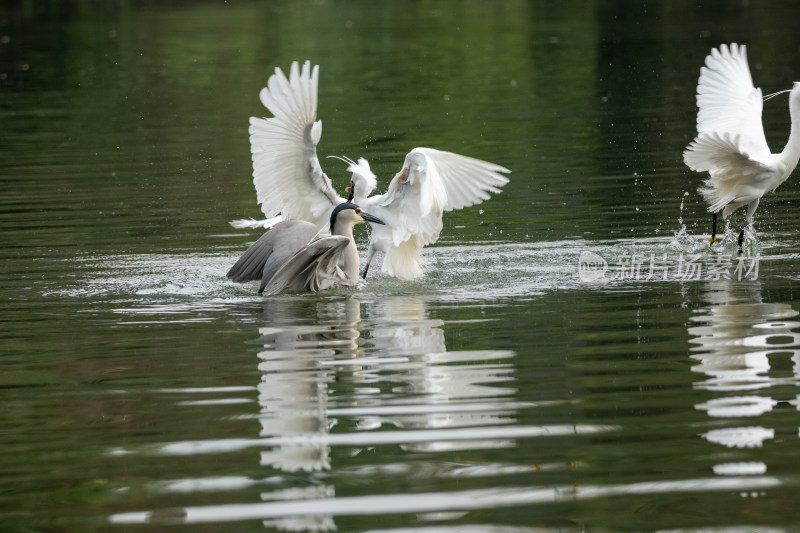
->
683, 43, 800, 246
232, 60, 511, 280
227, 202, 385, 295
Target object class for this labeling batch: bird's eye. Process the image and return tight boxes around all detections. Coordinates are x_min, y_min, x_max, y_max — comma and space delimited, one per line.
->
355, 208, 362, 214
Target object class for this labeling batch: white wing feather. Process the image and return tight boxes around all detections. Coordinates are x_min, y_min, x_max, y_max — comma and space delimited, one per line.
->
686, 132, 772, 213
369, 147, 510, 247
684, 43, 778, 214
695, 43, 769, 158
360, 147, 510, 279
249, 61, 343, 230
239, 61, 512, 282
416, 147, 512, 211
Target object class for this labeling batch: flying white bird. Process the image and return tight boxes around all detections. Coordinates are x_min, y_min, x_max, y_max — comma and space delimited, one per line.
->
232, 60, 510, 280
227, 202, 384, 295
683, 43, 800, 246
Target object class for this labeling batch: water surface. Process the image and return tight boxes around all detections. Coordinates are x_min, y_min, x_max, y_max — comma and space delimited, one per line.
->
4, 2, 800, 531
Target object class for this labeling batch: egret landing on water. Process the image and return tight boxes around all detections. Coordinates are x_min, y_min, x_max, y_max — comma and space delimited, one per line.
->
231, 60, 511, 280
683, 43, 800, 247
227, 203, 384, 295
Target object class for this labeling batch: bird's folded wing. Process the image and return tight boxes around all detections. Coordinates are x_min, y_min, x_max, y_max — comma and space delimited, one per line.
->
374, 147, 510, 247
226, 231, 275, 283
696, 43, 769, 157
261, 236, 350, 295
684, 132, 771, 180
250, 61, 343, 228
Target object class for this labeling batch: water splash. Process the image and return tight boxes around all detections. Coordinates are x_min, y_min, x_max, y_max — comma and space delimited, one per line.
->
668, 195, 763, 256
669, 195, 708, 254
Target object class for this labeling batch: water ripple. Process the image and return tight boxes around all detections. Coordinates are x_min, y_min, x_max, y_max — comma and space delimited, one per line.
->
109, 476, 782, 525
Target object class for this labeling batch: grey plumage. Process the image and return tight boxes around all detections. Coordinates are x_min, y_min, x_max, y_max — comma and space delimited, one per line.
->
227, 220, 319, 293
227, 203, 385, 295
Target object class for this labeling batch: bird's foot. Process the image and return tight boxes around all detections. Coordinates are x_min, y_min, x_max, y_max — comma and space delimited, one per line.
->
708, 237, 716, 246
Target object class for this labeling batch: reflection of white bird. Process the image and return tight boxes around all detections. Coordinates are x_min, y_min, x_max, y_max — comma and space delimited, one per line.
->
227, 202, 384, 295
684, 43, 800, 246
232, 60, 510, 280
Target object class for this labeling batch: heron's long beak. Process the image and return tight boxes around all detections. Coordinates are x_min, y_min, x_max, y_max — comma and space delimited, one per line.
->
360, 212, 385, 225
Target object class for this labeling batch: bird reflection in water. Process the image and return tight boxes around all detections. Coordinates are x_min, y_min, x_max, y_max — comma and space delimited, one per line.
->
255, 298, 359, 532
689, 280, 800, 476
253, 296, 517, 531
356, 298, 516, 452
255, 298, 361, 474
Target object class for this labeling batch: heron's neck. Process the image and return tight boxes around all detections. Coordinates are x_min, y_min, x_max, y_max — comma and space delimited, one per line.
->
780, 91, 800, 172
332, 222, 360, 284
351, 189, 368, 205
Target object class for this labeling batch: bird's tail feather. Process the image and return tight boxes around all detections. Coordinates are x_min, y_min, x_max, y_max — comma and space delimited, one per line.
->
380, 238, 426, 281
229, 215, 284, 229
699, 181, 736, 214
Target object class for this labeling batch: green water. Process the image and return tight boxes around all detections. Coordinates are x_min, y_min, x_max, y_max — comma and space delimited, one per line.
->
4, 1, 800, 531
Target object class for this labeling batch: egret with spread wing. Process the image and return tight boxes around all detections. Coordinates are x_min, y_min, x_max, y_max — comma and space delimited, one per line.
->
227, 202, 384, 295
683, 43, 800, 246
232, 60, 510, 280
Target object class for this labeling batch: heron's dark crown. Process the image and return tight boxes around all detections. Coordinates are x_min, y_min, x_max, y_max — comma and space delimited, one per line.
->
330, 202, 360, 233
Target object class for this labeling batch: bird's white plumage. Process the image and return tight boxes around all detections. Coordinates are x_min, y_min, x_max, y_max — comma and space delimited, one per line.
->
249, 61, 344, 229
353, 147, 510, 279
695, 43, 769, 158
235, 60, 510, 280
684, 43, 800, 222
343, 157, 377, 198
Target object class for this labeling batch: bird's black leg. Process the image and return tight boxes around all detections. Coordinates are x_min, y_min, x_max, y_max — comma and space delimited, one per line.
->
362, 244, 376, 280
709, 212, 717, 245
737, 227, 745, 248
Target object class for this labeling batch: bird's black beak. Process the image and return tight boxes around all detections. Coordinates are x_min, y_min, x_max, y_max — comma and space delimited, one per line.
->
360, 212, 385, 225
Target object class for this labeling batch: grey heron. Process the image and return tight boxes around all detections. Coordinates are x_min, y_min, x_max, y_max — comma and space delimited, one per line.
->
683, 43, 800, 246
227, 202, 385, 295
231, 60, 510, 280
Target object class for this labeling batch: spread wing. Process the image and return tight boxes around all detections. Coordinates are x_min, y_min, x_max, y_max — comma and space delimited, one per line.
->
367, 147, 510, 248
693, 43, 770, 159
684, 44, 776, 212
261, 236, 351, 295
249, 61, 344, 230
